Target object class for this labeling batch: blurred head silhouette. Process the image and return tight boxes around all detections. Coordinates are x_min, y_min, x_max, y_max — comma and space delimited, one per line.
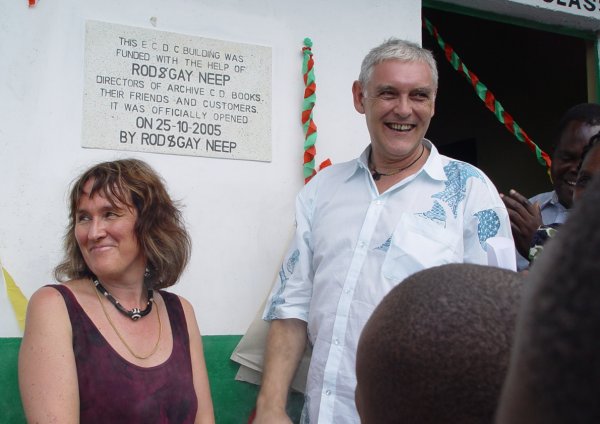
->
356, 263, 523, 424
496, 173, 600, 424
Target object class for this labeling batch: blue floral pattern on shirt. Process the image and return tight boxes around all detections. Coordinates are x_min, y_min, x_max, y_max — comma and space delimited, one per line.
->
374, 236, 392, 252
417, 200, 447, 226
265, 249, 300, 319
287, 249, 300, 273
474, 209, 500, 248
432, 161, 484, 218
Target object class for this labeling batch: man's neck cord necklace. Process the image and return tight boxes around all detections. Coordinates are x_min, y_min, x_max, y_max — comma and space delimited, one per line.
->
93, 278, 154, 321
369, 144, 425, 181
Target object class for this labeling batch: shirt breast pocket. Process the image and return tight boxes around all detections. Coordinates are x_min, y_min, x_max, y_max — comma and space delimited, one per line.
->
382, 213, 460, 282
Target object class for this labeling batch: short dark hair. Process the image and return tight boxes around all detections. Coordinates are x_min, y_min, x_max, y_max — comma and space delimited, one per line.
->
54, 159, 191, 289
554, 103, 600, 152
356, 263, 522, 424
496, 173, 600, 424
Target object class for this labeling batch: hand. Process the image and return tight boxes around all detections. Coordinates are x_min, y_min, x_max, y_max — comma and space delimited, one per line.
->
500, 189, 543, 258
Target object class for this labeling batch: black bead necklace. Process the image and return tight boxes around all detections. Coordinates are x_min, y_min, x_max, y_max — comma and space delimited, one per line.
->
369, 144, 425, 181
93, 278, 154, 321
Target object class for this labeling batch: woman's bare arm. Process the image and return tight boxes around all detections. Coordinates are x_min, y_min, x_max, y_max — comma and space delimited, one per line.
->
179, 296, 215, 424
19, 286, 79, 424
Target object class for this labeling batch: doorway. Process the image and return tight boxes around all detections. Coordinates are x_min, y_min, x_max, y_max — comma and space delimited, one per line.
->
422, 5, 590, 196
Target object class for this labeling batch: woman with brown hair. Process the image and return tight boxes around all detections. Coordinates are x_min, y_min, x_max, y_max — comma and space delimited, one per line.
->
19, 159, 214, 423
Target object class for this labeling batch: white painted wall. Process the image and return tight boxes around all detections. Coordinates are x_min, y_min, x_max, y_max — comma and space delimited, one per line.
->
0, 0, 422, 335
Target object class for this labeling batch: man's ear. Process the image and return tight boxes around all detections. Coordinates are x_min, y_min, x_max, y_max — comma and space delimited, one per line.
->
352, 80, 366, 114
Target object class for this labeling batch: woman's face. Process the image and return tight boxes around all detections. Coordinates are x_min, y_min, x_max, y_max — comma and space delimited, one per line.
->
574, 144, 600, 203
74, 179, 145, 283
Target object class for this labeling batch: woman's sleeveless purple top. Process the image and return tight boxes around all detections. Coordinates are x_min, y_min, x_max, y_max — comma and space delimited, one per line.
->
51, 285, 198, 423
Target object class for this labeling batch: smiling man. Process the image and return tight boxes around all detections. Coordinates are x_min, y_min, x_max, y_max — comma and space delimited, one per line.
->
254, 38, 512, 424
501, 103, 600, 270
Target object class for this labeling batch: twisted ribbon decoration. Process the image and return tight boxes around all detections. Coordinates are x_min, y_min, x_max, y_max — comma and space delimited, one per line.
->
423, 17, 552, 175
301, 38, 331, 184
302, 38, 319, 183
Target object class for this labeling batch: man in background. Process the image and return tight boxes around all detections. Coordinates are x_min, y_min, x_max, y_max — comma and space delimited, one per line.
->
502, 103, 600, 270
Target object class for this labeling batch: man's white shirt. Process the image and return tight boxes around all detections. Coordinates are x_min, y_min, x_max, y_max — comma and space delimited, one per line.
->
264, 141, 513, 423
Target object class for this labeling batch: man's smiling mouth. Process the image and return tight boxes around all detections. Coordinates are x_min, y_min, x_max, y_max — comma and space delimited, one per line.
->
386, 123, 415, 132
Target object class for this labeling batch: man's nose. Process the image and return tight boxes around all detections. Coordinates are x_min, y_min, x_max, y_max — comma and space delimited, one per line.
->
393, 96, 411, 117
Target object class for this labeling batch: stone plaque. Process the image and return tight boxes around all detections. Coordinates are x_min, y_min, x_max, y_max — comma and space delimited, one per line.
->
82, 20, 271, 161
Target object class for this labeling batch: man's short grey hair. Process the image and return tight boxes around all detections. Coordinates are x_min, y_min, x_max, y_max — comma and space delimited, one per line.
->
358, 38, 438, 90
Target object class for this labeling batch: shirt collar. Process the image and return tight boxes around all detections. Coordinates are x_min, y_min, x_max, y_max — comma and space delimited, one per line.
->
549, 191, 562, 207
351, 139, 447, 182
543, 191, 569, 212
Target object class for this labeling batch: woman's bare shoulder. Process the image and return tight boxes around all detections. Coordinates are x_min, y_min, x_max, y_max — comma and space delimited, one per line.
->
28, 285, 66, 309
26, 280, 84, 320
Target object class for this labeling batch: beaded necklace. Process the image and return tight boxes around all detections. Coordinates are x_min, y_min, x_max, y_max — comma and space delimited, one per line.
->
93, 278, 154, 321
92, 280, 162, 360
